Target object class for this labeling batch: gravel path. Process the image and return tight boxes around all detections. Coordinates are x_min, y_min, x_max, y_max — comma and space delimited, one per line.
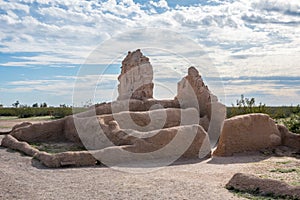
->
0, 133, 272, 200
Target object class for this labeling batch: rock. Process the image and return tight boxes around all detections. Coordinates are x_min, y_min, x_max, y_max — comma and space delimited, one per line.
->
277, 124, 300, 150
1, 135, 39, 156
0, 131, 10, 135
0, 122, 32, 136
10, 119, 65, 143
273, 146, 298, 157
226, 173, 300, 199
34, 151, 97, 168
213, 114, 281, 156
11, 122, 32, 131
117, 49, 154, 100
175, 66, 218, 117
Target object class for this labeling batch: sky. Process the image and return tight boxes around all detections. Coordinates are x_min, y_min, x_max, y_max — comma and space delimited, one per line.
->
0, 0, 300, 107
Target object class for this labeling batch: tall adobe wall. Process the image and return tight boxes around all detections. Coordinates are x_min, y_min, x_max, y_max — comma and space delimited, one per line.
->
176, 66, 218, 118
117, 49, 154, 100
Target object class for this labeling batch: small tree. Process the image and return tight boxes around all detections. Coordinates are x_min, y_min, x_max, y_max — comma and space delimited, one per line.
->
12, 100, 20, 108
40, 102, 47, 108
83, 99, 93, 108
292, 104, 300, 114
32, 103, 39, 107
229, 95, 267, 117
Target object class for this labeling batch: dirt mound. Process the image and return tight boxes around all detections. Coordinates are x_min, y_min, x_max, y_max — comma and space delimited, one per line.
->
226, 173, 300, 199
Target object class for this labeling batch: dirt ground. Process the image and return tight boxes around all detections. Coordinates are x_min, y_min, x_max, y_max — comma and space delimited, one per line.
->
0, 118, 299, 200
0, 116, 53, 132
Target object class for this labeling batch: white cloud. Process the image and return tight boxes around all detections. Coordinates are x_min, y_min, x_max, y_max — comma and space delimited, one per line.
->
0, 1, 30, 14
4, 74, 118, 100
150, 0, 169, 9
251, 0, 300, 14
1, 0, 299, 105
1, 0, 298, 74
223, 78, 300, 105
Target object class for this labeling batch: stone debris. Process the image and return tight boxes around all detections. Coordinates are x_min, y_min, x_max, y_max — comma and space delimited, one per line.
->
226, 173, 300, 199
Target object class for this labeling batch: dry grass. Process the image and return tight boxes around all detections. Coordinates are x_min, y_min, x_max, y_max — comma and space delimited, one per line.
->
252, 156, 300, 188
29, 142, 86, 154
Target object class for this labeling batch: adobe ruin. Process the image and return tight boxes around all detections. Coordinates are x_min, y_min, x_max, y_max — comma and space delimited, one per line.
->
1, 49, 299, 168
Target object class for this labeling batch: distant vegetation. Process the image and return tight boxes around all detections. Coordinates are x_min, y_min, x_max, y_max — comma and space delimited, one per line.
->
1, 97, 299, 133
0, 107, 88, 119
281, 113, 300, 134
0, 101, 88, 119
227, 95, 267, 117
227, 95, 300, 134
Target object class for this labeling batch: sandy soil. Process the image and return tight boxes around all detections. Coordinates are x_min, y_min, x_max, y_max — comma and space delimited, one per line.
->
0, 138, 252, 200
0, 118, 299, 200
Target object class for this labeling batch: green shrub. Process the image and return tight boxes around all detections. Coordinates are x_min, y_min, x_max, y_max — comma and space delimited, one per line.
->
292, 104, 300, 114
0, 108, 18, 116
50, 108, 73, 119
228, 95, 268, 118
282, 114, 300, 134
227, 96, 300, 134
0, 107, 75, 119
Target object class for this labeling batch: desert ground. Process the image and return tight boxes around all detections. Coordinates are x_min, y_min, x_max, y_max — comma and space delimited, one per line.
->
0, 117, 299, 200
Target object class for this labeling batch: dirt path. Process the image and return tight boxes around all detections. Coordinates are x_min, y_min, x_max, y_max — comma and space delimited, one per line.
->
0, 116, 53, 132
0, 132, 264, 200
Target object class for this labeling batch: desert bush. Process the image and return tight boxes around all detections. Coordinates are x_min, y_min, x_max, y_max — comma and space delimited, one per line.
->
0, 108, 18, 116
272, 107, 289, 119
228, 96, 300, 134
0, 107, 66, 118
0, 107, 88, 119
292, 104, 300, 114
227, 95, 268, 118
17, 107, 35, 118
50, 108, 73, 119
282, 113, 300, 134
281, 105, 300, 134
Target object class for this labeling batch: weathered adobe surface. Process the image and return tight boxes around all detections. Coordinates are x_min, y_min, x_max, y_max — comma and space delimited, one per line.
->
214, 113, 300, 156
176, 66, 217, 118
5, 108, 299, 167
93, 124, 212, 166
1, 113, 211, 167
117, 49, 154, 100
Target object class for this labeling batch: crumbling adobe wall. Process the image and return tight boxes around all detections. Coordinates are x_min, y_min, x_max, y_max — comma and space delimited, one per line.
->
213, 113, 300, 156
117, 49, 154, 100
0, 49, 226, 168
176, 66, 217, 118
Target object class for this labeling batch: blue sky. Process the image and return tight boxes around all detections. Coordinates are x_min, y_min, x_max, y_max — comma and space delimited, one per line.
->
0, 0, 300, 107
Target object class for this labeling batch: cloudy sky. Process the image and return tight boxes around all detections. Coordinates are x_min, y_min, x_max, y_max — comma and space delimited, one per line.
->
0, 0, 299, 107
